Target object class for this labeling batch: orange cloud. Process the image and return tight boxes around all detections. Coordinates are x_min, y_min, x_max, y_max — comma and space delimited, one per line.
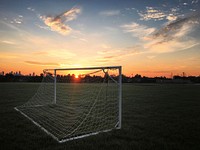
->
41, 7, 81, 35
25, 61, 59, 66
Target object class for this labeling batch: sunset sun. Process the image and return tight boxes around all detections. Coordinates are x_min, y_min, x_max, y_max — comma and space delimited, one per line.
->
75, 75, 79, 79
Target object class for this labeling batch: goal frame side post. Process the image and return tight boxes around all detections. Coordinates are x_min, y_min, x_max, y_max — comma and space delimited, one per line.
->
54, 69, 56, 104
118, 66, 122, 129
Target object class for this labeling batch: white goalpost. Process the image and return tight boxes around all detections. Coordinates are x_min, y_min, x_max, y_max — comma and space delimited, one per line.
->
15, 66, 122, 143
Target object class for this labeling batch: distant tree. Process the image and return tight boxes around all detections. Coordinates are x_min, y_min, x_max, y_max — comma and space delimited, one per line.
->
134, 74, 141, 78
122, 74, 129, 83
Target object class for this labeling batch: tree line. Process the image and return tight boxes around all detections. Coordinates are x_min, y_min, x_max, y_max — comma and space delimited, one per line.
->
0, 72, 200, 83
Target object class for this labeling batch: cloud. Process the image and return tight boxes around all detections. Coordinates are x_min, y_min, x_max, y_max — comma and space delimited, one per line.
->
139, 7, 167, 21
121, 22, 156, 40
166, 14, 178, 21
1, 15, 23, 28
97, 45, 143, 63
32, 51, 49, 55
25, 61, 59, 66
138, 6, 179, 22
27, 7, 35, 12
9, 15, 24, 24
146, 13, 200, 52
0, 52, 19, 59
79, 38, 88, 43
122, 12, 200, 54
32, 49, 76, 60
35, 23, 50, 30
0, 20, 25, 33
145, 39, 199, 53
101, 44, 111, 49
1, 40, 16, 45
99, 10, 120, 16
13, 18, 22, 24
154, 14, 199, 38
152, 13, 200, 40
137, 0, 200, 22
41, 7, 81, 35
192, 0, 199, 4
48, 49, 76, 58
139, 70, 172, 74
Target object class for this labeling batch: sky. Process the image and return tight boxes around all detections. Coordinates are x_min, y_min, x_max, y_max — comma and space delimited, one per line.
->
0, 0, 200, 77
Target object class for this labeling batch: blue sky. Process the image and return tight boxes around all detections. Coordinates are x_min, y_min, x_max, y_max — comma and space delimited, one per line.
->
0, 0, 200, 77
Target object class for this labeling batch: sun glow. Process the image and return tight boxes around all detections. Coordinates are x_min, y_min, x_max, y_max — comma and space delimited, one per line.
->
75, 75, 79, 78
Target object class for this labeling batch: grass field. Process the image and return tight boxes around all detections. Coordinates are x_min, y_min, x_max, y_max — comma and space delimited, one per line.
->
0, 83, 200, 150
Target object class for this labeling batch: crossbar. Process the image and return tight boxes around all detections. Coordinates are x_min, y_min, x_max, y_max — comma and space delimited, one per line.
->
44, 66, 121, 72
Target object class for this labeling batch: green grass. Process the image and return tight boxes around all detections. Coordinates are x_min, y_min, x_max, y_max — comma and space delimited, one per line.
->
0, 83, 200, 150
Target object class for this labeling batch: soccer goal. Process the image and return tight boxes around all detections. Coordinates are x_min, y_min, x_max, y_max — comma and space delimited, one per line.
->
15, 66, 122, 143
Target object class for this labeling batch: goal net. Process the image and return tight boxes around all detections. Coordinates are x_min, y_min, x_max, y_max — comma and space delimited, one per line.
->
15, 66, 122, 143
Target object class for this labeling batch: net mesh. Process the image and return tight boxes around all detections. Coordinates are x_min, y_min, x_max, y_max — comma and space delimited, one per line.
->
15, 67, 121, 142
